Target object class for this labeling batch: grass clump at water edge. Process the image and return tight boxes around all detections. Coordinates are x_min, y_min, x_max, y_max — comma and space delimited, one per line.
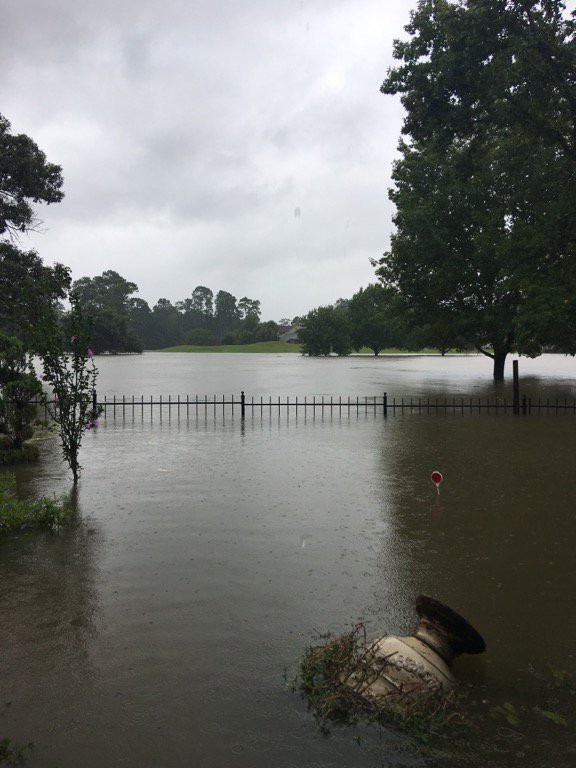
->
0, 474, 74, 534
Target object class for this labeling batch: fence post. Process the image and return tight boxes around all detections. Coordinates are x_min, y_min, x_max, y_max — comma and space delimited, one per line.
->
383, 392, 388, 417
513, 360, 520, 415
241, 390, 245, 419
522, 394, 527, 416
92, 389, 97, 413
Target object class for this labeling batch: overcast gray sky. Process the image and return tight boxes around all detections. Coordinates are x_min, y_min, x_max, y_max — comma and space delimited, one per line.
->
1, 0, 417, 321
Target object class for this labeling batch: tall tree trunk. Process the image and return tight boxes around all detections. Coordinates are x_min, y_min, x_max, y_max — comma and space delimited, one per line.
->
493, 350, 507, 381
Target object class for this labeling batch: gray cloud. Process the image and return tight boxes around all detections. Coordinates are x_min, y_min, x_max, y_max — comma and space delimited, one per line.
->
1, 0, 416, 319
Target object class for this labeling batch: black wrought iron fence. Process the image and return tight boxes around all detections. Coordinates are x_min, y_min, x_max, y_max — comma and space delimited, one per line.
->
30, 391, 576, 420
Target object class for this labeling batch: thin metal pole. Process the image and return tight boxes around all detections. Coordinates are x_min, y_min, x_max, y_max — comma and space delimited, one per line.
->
513, 360, 520, 415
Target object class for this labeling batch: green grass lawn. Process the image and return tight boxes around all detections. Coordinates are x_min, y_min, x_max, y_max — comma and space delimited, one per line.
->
157, 341, 302, 353
155, 342, 464, 354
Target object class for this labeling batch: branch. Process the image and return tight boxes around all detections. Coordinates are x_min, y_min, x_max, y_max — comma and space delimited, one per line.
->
474, 344, 494, 359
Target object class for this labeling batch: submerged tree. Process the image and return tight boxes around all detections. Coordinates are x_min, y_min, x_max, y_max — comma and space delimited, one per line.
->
375, 0, 576, 380
41, 301, 99, 484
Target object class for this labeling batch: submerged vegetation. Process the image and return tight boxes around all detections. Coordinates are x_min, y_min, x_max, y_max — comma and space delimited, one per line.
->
297, 626, 468, 740
0, 736, 31, 767
298, 628, 461, 738
0, 440, 39, 466
0, 475, 74, 534
295, 627, 576, 766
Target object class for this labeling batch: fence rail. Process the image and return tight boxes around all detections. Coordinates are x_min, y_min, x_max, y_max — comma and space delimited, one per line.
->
32, 392, 576, 420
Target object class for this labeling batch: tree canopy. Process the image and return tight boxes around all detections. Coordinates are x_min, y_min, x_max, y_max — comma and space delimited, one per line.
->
70, 270, 142, 353
375, 0, 576, 379
0, 241, 70, 348
0, 115, 69, 351
299, 305, 352, 356
348, 284, 397, 355
0, 113, 64, 238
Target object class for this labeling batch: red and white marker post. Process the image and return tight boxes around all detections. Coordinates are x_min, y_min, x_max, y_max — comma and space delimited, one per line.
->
431, 470, 443, 494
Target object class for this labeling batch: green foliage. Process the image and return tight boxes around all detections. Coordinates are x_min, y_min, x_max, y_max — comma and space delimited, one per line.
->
158, 341, 301, 353
257, 320, 280, 342
533, 706, 567, 727
237, 297, 261, 320
299, 305, 352, 356
0, 113, 64, 238
184, 327, 218, 346
0, 242, 70, 349
190, 285, 214, 320
299, 627, 468, 739
376, 0, 576, 380
214, 290, 241, 336
151, 298, 181, 348
490, 701, 520, 727
348, 284, 397, 355
0, 474, 72, 534
0, 333, 42, 449
41, 300, 100, 484
70, 270, 142, 354
0, 736, 32, 766
0, 444, 39, 465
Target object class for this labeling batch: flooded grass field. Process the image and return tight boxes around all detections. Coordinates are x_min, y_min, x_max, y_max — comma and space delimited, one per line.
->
1, 354, 576, 767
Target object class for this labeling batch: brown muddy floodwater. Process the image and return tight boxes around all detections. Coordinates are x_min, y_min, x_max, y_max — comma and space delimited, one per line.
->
1, 354, 576, 767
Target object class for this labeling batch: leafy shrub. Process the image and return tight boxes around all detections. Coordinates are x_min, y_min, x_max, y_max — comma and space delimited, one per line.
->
0, 333, 42, 449
0, 475, 73, 534
0, 445, 39, 465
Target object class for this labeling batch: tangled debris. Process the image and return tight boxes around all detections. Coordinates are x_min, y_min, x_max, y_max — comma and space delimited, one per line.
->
298, 595, 486, 739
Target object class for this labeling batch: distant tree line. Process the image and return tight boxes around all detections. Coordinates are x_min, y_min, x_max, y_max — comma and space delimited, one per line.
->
298, 283, 468, 357
68, 271, 280, 353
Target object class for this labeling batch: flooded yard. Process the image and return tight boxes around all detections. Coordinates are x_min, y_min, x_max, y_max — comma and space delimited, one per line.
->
1, 354, 575, 767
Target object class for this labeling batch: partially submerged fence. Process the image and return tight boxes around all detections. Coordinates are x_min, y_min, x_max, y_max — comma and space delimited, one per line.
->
35, 391, 576, 421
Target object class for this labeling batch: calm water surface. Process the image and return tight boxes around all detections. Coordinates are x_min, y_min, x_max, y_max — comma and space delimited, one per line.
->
1, 354, 575, 767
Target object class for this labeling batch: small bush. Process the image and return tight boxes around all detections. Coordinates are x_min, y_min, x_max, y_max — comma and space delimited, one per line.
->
0, 445, 40, 465
0, 475, 73, 534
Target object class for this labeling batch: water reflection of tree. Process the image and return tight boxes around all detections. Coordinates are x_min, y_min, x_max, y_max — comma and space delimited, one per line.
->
0, 491, 101, 707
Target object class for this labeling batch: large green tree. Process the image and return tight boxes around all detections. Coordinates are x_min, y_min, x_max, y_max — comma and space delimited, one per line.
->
0, 115, 69, 348
214, 290, 240, 337
348, 284, 398, 355
191, 286, 214, 326
151, 298, 182, 348
0, 113, 64, 237
0, 242, 70, 347
299, 305, 352, 356
70, 270, 142, 353
376, 0, 576, 380
0, 115, 68, 460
